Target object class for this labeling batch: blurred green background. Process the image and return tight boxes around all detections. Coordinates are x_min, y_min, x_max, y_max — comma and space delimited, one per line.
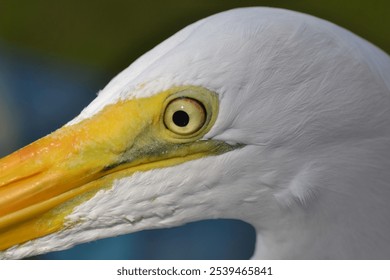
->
0, 0, 389, 72
0, 0, 389, 259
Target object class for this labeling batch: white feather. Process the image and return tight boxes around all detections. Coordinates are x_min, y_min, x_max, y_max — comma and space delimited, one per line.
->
3, 7, 390, 259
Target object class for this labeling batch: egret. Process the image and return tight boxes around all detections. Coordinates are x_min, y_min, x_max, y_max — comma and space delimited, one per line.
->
0, 7, 389, 259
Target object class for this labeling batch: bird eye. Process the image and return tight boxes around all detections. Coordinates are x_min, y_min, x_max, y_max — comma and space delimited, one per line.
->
164, 97, 206, 135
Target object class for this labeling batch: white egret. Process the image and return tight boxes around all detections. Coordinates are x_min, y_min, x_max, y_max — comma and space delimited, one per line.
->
0, 7, 389, 259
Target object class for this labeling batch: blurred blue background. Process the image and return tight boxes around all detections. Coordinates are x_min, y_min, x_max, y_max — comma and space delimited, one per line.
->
0, 0, 388, 259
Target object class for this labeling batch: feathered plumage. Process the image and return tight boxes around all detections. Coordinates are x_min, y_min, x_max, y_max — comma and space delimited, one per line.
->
0, 7, 389, 259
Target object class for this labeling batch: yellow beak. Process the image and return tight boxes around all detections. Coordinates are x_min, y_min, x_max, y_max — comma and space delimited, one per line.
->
0, 86, 231, 253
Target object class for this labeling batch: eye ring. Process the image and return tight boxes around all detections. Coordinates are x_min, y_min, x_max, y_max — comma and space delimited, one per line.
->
164, 97, 206, 135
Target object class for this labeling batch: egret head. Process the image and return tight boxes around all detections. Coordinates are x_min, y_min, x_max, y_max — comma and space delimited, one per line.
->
1, 7, 389, 259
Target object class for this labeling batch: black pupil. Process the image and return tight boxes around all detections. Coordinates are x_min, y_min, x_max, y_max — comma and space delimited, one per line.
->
172, 110, 190, 127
